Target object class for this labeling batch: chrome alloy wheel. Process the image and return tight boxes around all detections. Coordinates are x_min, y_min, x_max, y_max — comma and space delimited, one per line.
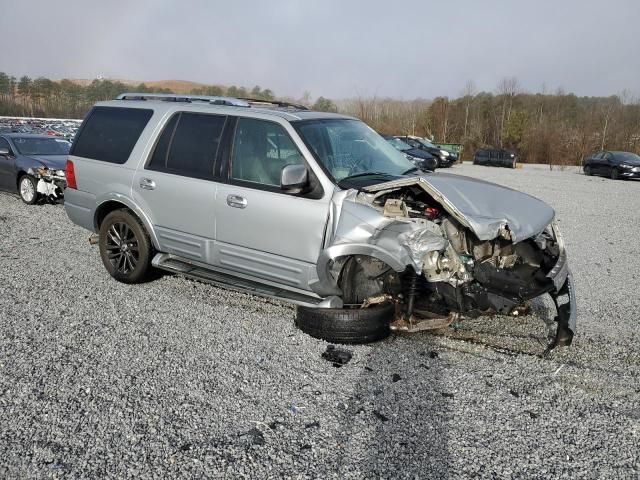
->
104, 222, 140, 274
20, 176, 36, 203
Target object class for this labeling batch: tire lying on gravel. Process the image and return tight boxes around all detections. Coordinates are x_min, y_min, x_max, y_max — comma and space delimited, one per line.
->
99, 209, 154, 284
295, 302, 394, 344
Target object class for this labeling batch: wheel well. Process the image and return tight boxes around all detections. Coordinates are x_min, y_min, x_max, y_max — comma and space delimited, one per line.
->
94, 201, 133, 230
16, 171, 27, 188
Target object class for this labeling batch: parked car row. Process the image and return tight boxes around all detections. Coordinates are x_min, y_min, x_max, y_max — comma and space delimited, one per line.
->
0, 117, 81, 140
381, 134, 458, 170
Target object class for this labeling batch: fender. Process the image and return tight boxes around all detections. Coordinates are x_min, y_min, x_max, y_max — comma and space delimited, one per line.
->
94, 192, 161, 249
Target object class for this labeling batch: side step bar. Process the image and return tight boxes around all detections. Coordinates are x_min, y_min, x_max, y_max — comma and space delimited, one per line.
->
152, 253, 342, 308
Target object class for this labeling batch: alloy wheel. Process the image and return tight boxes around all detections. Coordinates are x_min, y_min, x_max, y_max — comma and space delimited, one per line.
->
20, 177, 36, 203
104, 222, 140, 274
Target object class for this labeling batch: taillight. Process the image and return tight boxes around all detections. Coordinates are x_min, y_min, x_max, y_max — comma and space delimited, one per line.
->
65, 159, 77, 189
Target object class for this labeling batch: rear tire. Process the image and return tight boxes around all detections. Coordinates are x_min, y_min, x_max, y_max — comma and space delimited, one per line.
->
295, 302, 394, 344
99, 209, 154, 283
18, 175, 38, 205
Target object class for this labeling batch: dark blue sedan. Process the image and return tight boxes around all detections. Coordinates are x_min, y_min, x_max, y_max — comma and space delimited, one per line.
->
0, 134, 70, 204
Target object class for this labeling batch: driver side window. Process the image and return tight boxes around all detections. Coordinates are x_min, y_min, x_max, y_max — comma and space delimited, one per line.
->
231, 118, 304, 187
0, 138, 12, 155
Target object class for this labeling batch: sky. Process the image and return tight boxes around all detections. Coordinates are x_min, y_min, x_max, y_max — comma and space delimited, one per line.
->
2, 0, 639, 100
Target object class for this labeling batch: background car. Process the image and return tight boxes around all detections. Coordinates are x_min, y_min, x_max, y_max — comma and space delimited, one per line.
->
583, 151, 640, 180
0, 134, 69, 204
473, 148, 517, 168
382, 135, 438, 171
395, 135, 456, 167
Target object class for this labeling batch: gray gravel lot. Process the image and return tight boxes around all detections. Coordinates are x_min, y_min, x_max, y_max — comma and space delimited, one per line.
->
1, 164, 639, 478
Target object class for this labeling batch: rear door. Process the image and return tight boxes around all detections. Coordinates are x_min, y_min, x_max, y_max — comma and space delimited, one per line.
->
213, 116, 330, 290
132, 112, 227, 264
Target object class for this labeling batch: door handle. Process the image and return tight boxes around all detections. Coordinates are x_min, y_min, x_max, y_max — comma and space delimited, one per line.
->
139, 178, 156, 190
227, 194, 247, 209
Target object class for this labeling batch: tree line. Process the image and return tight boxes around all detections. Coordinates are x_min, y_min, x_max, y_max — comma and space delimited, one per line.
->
1, 72, 638, 165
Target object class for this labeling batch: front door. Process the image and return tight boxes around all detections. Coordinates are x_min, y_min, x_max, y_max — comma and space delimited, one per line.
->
214, 117, 330, 291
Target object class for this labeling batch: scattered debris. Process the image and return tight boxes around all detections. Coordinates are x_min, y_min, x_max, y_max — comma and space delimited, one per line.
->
392, 373, 402, 383
244, 427, 265, 446
441, 392, 454, 398
179, 443, 193, 452
429, 351, 439, 359
525, 410, 539, 419
509, 389, 520, 398
418, 363, 430, 370
364, 366, 374, 372
268, 420, 284, 430
322, 345, 352, 367
553, 364, 565, 376
300, 444, 312, 451
373, 410, 389, 422
305, 421, 320, 429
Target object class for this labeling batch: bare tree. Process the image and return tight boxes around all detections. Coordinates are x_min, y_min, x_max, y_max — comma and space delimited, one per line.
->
461, 80, 476, 140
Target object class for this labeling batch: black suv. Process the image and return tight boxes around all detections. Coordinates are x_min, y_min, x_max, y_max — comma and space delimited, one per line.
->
473, 149, 517, 168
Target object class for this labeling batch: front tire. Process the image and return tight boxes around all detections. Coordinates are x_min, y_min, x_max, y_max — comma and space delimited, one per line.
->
610, 168, 620, 180
99, 209, 153, 283
584, 165, 592, 176
18, 175, 38, 205
295, 302, 394, 344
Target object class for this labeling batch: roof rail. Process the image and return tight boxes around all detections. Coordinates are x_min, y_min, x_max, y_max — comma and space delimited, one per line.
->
238, 97, 309, 111
116, 93, 250, 107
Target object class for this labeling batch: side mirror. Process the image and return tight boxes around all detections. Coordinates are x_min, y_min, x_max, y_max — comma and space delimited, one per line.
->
280, 164, 308, 193
0, 148, 9, 156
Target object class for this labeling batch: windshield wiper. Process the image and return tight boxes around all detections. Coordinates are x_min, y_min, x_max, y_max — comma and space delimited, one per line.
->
402, 167, 420, 175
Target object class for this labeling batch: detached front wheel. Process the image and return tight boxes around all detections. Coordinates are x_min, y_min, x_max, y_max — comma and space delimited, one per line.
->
295, 302, 394, 344
99, 209, 153, 283
18, 175, 38, 205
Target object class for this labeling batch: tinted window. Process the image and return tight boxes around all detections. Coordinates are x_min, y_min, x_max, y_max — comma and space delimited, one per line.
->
0, 137, 10, 152
71, 107, 152, 164
231, 118, 304, 186
147, 112, 226, 179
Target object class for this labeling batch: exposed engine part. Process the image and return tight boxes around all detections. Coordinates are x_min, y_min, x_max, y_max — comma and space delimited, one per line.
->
27, 166, 66, 202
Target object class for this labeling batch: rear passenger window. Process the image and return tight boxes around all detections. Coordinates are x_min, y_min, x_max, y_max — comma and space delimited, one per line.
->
147, 112, 226, 179
71, 107, 152, 164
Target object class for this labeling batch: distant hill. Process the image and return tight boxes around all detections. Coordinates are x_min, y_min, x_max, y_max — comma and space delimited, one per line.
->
66, 78, 216, 93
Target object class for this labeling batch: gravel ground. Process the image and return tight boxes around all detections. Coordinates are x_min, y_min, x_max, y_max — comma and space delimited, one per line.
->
0, 164, 639, 479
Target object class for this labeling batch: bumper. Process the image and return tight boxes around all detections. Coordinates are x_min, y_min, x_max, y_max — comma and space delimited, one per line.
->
621, 171, 640, 178
546, 222, 577, 343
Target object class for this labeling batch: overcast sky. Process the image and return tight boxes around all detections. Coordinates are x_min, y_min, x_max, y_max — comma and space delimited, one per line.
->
2, 0, 639, 100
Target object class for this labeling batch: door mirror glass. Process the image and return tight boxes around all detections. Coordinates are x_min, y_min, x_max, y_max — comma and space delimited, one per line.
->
0, 147, 9, 156
280, 164, 308, 192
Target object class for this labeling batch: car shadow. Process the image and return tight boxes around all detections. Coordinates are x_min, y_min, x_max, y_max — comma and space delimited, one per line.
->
333, 335, 451, 478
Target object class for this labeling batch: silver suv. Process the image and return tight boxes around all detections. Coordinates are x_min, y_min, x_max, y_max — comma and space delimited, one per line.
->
65, 93, 576, 347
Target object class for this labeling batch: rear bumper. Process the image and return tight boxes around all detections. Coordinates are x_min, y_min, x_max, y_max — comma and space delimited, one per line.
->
64, 188, 96, 232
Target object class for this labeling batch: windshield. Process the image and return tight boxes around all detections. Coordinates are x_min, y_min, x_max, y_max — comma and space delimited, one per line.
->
614, 152, 640, 163
417, 138, 437, 149
385, 137, 413, 151
294, 119, 414, 183
13, 137, 71, 156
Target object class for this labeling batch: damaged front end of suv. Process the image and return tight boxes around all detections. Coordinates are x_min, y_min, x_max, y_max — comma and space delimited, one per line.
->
313, 173, 576, 348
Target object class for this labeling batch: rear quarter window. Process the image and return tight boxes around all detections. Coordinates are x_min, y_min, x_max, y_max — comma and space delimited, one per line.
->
71, 106, 153, 164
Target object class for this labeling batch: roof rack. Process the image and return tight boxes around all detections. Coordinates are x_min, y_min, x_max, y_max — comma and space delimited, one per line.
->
237, 97, 309, 111
116, 93, 250, 107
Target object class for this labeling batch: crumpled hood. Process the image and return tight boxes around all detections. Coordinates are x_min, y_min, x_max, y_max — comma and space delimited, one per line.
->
363, 172, 555, 243
25, 155, 67, 170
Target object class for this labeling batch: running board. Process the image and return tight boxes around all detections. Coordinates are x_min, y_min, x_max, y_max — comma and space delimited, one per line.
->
152, 253, 342, 308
